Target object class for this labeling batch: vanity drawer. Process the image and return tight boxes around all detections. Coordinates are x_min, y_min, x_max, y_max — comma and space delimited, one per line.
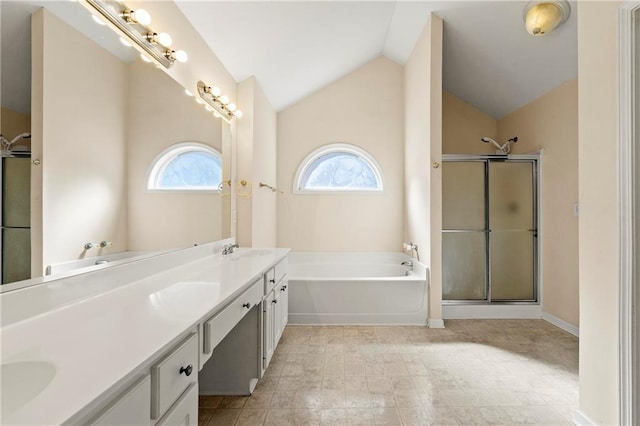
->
204, 279, 262, 354
91, 375, 150, 425
156, 383, 198, 426
151, 333, 198, 420
275, 258, 288, 283
264, 259, 288, 294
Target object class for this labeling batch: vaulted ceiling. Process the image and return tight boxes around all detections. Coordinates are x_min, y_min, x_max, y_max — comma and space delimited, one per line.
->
177, 1, 577, 118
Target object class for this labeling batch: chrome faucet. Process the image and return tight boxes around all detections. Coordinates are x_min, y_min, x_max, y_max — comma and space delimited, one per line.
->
401, 261, 413, 271
222, 243, 239, 255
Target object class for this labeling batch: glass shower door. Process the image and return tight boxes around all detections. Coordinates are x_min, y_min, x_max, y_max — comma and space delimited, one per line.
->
488, 161, 536, 301
442, 161, 487, 300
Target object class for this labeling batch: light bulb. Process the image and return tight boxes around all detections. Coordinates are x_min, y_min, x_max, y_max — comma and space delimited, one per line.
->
157, 32, 172, 48
91, 14, 106, 25
132, 9, 151, 26
213, 112, 221, 118
140, 53, 152, 63
119, 37, 132, 47
211, 86, 221, 97
174, 50, 188, 63
195, 98, 204, 104
220, 95, 229, 105
234, 110, 243, 118
184, 89, 193, 97
205, 105, 214, 112
228, 103, 237, 112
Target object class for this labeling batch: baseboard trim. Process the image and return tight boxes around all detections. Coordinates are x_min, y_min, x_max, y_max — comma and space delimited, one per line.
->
428, 318, 445, 328
443, 304, 542, 319
542, 311, 579, 336
573, 409, 596, 426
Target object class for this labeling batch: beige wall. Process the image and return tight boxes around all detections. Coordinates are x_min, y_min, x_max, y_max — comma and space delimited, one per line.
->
577, 1, 621, 424
404, 14, 443, 324
277, 56, 404, 252
32, 9, 128, 273
1, 107, 31, 151
126, 59, 224, 251
443, 91, 497, 154
236, 76, 277, 248
498, 78, 579, 328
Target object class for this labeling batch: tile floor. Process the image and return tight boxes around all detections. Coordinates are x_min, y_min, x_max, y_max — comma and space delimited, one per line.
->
198, 320, 578, 425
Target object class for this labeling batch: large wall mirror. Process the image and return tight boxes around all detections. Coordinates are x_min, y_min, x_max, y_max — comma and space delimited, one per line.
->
0, 1, 232, 291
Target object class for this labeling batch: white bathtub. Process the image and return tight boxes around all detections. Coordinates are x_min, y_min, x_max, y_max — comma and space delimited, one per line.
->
288, 252, 429, 325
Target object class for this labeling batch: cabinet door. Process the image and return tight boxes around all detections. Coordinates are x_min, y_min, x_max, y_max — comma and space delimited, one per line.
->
262, 292, 275, 369
280, 280, 289, 335
156, 383, 198, 426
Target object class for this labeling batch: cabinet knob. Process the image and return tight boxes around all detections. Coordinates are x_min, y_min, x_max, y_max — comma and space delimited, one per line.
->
179, 364, 193, 377
272, 300, 278, 304
269, 278, 275, 284
242, 302, 251, 309
280, 286, 287, 291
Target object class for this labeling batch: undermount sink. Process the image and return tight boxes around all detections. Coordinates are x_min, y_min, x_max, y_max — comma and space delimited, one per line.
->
1, 361, 56, 419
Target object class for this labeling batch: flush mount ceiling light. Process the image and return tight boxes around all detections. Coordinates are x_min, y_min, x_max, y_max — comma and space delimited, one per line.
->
81, 0, 188, 68
524, 0, 571, 36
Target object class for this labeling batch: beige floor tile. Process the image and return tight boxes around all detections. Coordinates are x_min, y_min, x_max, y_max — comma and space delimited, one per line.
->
205, 408, 241, 426
265, 408, 296, 425
199, 321, 579, 426
236, 408, 268, 426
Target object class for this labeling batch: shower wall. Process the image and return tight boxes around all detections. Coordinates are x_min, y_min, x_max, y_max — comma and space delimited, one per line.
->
442, 79, 579, 328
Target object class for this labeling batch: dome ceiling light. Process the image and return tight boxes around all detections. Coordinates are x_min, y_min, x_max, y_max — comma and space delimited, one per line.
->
524, 0, 571, 36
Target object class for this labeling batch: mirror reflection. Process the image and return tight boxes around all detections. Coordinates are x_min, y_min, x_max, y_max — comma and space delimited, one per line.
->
0, 1, 232, 287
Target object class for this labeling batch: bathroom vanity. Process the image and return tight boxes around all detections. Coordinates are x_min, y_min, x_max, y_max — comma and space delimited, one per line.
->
0, 241, 289, 425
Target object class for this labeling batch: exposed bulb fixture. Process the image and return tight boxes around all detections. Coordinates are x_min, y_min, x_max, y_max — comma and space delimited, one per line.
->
524, 0, 570, 36
165, 49, 188, 63
197, 80, 241, 123
123, 8, 151, 26
157, 32, 172, 48
81, 0, 188, 69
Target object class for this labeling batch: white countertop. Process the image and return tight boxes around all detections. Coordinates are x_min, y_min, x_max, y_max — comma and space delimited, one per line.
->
0, 246, 289, 425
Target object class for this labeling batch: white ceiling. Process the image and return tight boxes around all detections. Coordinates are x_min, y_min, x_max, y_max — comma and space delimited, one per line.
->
177, 0, 577, 118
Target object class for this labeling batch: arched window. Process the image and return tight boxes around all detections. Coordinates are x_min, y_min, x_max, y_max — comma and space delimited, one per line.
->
294, 143, 384, 193
147, 142, 222, 191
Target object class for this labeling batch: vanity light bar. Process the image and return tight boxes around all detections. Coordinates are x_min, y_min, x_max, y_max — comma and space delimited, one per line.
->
82, 0, 187, 69
197, 81, 243, 123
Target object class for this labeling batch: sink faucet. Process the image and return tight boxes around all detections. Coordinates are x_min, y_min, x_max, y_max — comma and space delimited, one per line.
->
222, 243, 239, 255
401, 261, 413, 271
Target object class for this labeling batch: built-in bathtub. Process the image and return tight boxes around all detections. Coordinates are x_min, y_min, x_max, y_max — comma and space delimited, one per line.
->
288, 252, 429, 325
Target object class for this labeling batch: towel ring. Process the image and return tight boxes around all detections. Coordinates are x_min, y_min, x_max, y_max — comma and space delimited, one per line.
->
237, 179, 252, 197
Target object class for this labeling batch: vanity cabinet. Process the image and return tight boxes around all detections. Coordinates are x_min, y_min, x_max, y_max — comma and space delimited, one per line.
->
89, 331, 199, 426
262, 258, 288, 371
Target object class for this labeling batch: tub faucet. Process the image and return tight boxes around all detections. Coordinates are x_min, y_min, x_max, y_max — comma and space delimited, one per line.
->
222, 243, 239, 255
401, 261, 413, 271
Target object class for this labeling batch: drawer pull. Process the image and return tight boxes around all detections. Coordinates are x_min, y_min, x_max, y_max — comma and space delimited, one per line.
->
179, 364, 193, 377
280, 285, 287, 291
272, 300, 278, 304
242, 302, 251, 309
269, 279, 275, 284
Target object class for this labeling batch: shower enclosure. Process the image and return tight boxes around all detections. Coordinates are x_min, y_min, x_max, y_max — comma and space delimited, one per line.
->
442, 155, 539, 303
